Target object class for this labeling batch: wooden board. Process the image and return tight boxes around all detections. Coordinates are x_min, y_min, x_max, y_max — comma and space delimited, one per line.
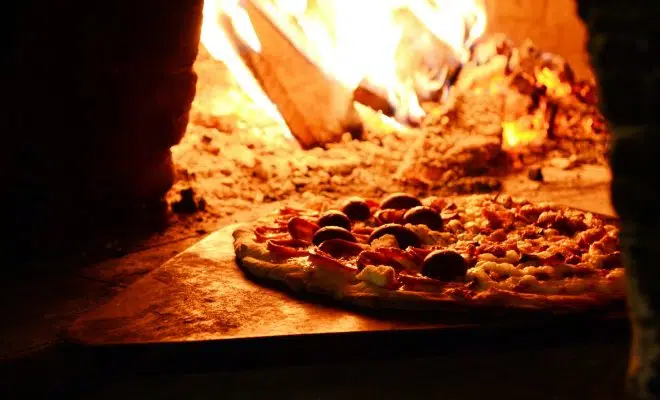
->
67, 197, 621, 346
222, 0, 362, 149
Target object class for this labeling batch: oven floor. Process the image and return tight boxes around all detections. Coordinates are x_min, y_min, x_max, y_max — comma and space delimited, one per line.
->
0, 169, 620, 398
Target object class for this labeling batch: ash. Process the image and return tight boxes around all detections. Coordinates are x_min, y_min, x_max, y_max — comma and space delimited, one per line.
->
168, 36, 611, 221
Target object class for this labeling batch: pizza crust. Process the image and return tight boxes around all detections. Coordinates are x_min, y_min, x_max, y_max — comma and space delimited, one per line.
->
233, 225, 623, 313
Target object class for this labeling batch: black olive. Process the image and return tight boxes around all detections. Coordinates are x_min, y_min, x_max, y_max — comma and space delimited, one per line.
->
380, 193, 422, 210
318, 210, 351, 230
421, 250, 468, 282
312, 226, 356, 246
403, 206, 444, 231
368, 223, 421, 249
341, 197, 371, 220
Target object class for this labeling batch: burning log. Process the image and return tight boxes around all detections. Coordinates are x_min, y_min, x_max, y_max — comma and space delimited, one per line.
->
222, 0, 362, 149
353, 81, 394, 116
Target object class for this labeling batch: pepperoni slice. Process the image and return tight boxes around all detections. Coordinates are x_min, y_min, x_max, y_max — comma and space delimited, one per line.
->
287, 217, 320, 241
356, 250, 393, 271
318, 239, 366, 258
397, 273, 448, 289
308, 249, 357, 273
476, 243, 506, 257
356, 247, 419, 271
428, 197, 447, 212
406, 247, 433, 264
374, 209, 406, 225
374, 247, 419, 270
267, 239, 310, 258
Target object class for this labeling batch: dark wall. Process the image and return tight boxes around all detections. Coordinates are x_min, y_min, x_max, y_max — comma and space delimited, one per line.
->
4, 1, 204, 263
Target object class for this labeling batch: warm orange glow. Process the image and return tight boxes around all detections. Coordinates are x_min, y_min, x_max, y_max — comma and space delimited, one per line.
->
502, 112, 547, 149
200, 0, 293, 139
536, 67, 572, 98
199, 0, 487, 128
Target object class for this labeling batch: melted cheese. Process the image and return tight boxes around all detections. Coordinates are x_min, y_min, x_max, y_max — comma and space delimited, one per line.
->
405, 224, 451, 246
356, 265, 397, 288
477, 260, 524, 277
371, 234, 399, 249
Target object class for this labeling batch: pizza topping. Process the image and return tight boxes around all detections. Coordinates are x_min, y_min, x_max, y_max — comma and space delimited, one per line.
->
398, 272, 450, 289
421, 250, 468, 282
445, 219, 463, 233
317, 210, 352, 230
476, 243, 506, 257
357, 251, 394, 271
380, 193, 422, 210
288, 217, 319, 241
258, 193, 624, 301
521, 265, 555, 280
356, 265, 399, 289
440, 202, 459, 220
374, 209, 406, 225
312, 226, 357, 246
369, 223, 422, 249
317, 239, 366, 258
370, 234, 400, 249
477, 260, 523, 277
536, 211, 588, 235
482, 206, 509, 229
267, 239, 310, 258
466, 268, 492, 289
402, 206, 444, 231
406, 247, 433, 264
308, 249, 357, 272
374, 247, 420, 271
577, 227, 607, 246
426, 196, 446, 212
514, 274, 541, 292
488, 229, 507, 242
341, 197, 372, 221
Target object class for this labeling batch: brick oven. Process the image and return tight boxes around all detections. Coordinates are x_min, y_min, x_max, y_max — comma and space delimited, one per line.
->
8, 1, 654, 398
6, 0, 607, 265
168, 0, 608, 236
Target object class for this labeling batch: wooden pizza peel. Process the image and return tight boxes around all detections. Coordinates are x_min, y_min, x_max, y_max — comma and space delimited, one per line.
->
66, 199, 625, 365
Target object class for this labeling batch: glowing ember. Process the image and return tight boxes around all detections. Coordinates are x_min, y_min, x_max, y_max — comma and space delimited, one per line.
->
536, 67, 572, 98
502, 112, 547, 149
200, 0, 487, 128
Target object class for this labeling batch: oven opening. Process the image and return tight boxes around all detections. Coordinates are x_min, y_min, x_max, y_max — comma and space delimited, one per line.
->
168, 0, 608, 225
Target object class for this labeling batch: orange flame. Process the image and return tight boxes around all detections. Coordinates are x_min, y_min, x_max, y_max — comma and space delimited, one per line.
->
200, 0, 293, 139
502, 111, 547, 149
199, 0, 487, 129
536, 67, 572, 98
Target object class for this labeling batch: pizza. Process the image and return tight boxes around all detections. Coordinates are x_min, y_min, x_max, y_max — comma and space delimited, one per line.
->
233, 193, 625, 312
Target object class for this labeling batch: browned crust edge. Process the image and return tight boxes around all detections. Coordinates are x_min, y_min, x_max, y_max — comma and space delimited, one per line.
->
233, 226, 624, 313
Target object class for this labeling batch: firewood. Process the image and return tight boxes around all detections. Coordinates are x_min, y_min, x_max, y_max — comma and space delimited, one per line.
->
353, 80, 394, 116
222, 0, 362, 149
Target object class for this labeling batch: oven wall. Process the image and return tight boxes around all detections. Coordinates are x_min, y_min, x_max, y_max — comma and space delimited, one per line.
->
484, 0, 592, 79
6, 0, 204, 263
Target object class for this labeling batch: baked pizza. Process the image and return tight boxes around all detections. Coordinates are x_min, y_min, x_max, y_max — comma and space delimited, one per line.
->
233, 193, 625, 312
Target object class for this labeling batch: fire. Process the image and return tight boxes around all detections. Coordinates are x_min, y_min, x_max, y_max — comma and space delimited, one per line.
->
199, 0, 487, 129
200, 0, 292, 138
502, 112, 547, 149
536, 67, 572, 98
